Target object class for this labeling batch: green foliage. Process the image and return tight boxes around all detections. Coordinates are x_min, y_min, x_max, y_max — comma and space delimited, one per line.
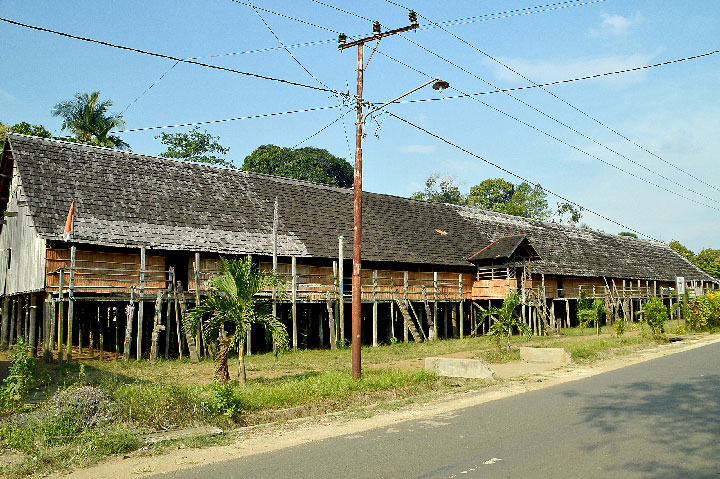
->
482, 292, 532, 349
1, 121, 53, 150
208, 381, 243, 419
466, 178, 551, 220
577, 296, 606, 334
638, 298, 668, 339
242, 144, 353, 187
0, 336, 37, 410
613, 316, 626, 338
670, 240, 695, 262
618, 231, 638, 238
51, 91, 129, 150
412, 173, 465, 205
556, 202, 582, 226
694, 248, 720, 278
685, 291, 720, 331
156, 127, 233, 168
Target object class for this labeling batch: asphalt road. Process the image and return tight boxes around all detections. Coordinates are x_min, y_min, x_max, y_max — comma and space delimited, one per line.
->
152, 341, 720, 479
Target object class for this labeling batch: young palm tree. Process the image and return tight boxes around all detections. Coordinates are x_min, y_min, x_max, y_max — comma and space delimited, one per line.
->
481, 291, 532, 350
187, 257, 288, 383
52, 91, 129, 150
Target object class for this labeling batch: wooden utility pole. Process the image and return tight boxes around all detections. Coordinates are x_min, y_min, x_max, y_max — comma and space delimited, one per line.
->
339, 13, 420, 379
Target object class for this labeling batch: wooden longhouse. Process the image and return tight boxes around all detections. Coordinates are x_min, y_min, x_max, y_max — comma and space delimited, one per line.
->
0, 133, 716, 360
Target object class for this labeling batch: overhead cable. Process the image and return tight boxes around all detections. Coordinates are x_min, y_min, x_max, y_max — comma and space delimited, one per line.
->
385, 110, 659, 241
384, 0, 720, 195
0, 16, 345, 97
118, 105, 343, 133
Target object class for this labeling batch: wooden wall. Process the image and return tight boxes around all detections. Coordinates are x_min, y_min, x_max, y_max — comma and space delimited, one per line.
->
0, 164, 47, 295
46, 249, 166, 294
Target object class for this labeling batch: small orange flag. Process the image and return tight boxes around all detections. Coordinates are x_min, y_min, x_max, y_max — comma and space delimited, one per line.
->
63, 200, 75, 241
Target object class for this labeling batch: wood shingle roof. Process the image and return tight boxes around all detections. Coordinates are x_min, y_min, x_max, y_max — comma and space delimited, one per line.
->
4, 133, 714, 283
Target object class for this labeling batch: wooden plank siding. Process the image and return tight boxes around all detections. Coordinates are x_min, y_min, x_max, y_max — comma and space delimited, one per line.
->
188, 256, 472, 302
46, 248, 166, 294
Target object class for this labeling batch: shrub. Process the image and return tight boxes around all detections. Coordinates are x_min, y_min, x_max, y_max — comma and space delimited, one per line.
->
482, 292, 531, 350
686, 291, 720, 331
0, 336, 37, 410
638, 298, 667, 339
614, 317, 626, 338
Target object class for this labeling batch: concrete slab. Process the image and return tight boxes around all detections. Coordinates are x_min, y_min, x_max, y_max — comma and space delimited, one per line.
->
520, 347, 572, 364
425, 357, 495, 380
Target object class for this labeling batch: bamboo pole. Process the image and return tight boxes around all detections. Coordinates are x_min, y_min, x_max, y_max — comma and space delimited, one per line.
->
372, 270, 378, 347
459, 274, 464, 339
326, 291, 336, 350
67, 246, 76, 360
137, 246, 145, 360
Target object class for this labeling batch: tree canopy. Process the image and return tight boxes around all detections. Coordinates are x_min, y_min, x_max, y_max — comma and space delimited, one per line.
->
411, 174, 465, 205
156, 127, 233, 168
466, 178, 551, 220
51, 91, 129, 150
0, 121, 53, 150
242, 145, 353, 187
670, 240, 720, 278
618, 232, 638, 238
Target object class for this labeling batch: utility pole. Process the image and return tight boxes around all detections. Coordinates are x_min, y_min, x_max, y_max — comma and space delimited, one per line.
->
339, 11, 419, 379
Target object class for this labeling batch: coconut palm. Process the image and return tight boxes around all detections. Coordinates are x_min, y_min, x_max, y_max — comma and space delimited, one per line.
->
187, 257, 288, 383
481, 291, 532, 350
52, 91, 129, 150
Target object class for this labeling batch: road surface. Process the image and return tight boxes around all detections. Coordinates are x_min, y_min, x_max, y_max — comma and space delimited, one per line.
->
151, 341, 720, 478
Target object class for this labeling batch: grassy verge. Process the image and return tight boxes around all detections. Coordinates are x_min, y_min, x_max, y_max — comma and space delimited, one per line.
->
0, 326, 702, 478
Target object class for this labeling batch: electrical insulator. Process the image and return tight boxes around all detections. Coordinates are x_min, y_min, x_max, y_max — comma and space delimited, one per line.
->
373, 21, 381, 34
409, 10, 418, 26
338, 32, 347, 45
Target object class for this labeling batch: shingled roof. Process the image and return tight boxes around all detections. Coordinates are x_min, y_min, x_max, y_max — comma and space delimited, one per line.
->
2, 134, 714, 283
468, 234, 540, 263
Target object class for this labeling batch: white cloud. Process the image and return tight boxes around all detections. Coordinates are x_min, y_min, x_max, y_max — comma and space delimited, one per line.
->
590, 13, 641, 37
484, 52, 658, 86
398, 144, 438, 155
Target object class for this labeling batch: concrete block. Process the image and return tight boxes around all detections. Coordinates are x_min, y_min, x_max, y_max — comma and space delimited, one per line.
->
519, 347, 571, 364
425, 357, 495, 380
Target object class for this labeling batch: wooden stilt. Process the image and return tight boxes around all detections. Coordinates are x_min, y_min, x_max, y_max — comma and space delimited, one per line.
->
137, 247, 146, 361
403, 271, 409, 343
29, 294, 38, 358
67, 246, 76, 361
326, 291, 336, 350
164, 287, 172, 359
338, 236, 345, 344
0, 296, 9, 350
333, 260, 339, 347
565, 298, 570, 329
48, 298, 56, 362
421, 285, 434, 340
123, 287, 135, 361
459, 274, 464, 339
432, 272, 438, 336
451, 303, 457, 338
372, 270, 378, 347
291, 256, 297, 351
193, 251, 202, 357
150, 290, 165, 362
177, 282, 199, 363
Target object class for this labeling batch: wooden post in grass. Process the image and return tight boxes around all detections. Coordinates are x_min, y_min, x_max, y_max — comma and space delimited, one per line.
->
338, 236, 344, 344
28, 294, 38, 358
137, 247, 145, 361
333, 260, 339, 347
193, 252, 202, 357
403, 271, 409, 343
372, 270, 378, 347
165, 284, 172, 359
459, 274, 464, 339
433, 272, 438, 335
57, 271, 64, 364
326, 291, 337, 350
47, 298, 56, 362
170, 268, 183, 359
67, 246, 75, 361
123, 287, 135, 361
291, 256, 297, 351
565, 299, 570, 329
177, 282, 199, 363
150, 290, 165, 362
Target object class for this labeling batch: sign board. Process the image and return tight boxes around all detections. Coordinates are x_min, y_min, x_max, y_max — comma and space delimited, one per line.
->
676, 276, 685, 295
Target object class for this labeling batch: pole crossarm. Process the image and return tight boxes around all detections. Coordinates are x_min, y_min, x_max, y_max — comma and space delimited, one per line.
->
338, 23, 418, 50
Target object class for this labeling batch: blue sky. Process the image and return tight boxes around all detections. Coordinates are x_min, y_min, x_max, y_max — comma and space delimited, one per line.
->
1, 0, 718, 251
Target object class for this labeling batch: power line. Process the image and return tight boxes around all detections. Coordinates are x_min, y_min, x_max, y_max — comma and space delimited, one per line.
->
375, 48, 720, 211
292, 107, 353, 149
396, 50, 719, 105
0, 16, 345, 97
228, 0, 341, 33
118, 105, 343, 133
384, 1, 720, 196
352, 10, 720, 208
385, 110, 659, 241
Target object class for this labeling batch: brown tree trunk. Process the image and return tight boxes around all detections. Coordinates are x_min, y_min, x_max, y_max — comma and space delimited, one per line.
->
214, 336, 231, 382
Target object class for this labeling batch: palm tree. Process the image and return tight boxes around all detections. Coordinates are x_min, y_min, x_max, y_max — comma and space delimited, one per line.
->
52, 91, 129, 150
187, 257, 289, 383
481, 291, 532, 350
